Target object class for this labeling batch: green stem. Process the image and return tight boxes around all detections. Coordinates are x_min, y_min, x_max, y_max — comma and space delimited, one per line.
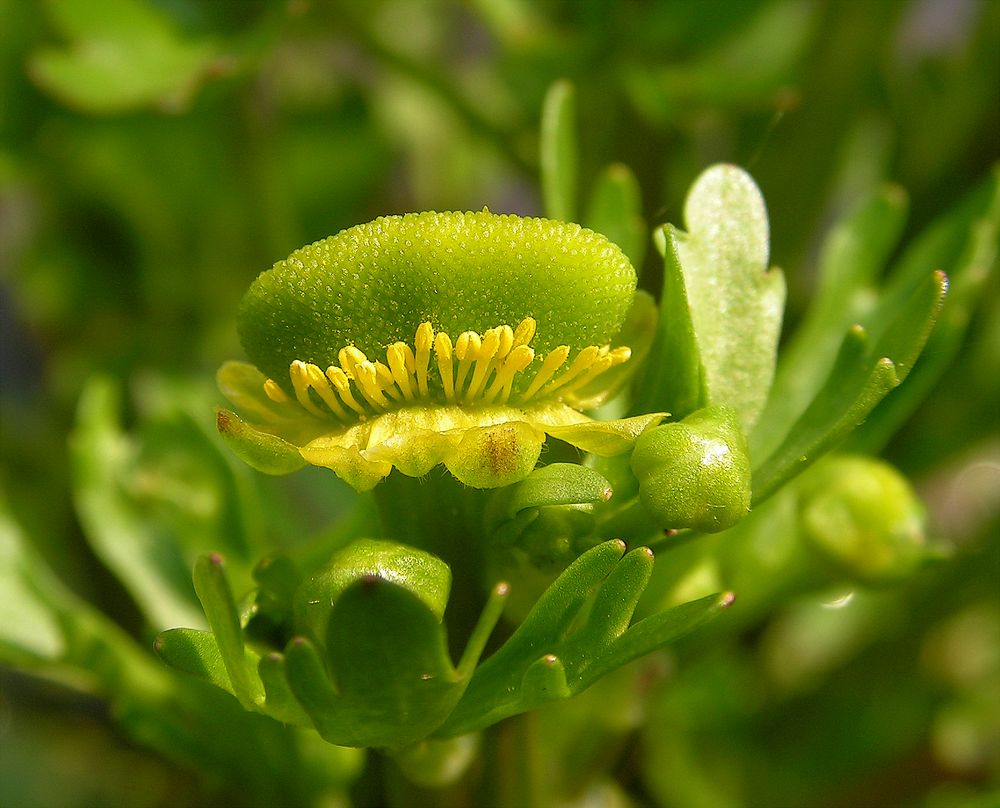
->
373, 472, 493, 655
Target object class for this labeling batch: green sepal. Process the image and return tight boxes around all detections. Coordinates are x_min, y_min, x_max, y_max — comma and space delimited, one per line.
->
631, 406, 752, 533
631, 225, 706, 420
494, 463, 613, 525
153, 628, 233, 695
215, 408, 307, 476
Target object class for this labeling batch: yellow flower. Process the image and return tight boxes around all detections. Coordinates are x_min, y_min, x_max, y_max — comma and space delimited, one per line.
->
217, 211, 663, 490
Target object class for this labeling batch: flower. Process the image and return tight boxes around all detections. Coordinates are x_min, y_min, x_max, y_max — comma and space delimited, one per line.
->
217, 210, 664, 491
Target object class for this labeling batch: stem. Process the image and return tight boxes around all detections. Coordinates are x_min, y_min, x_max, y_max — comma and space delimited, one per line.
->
483, 712, 546, 807
373, 471, 493, 656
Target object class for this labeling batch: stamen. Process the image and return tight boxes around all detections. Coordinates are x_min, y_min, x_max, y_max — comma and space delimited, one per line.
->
482, 344, 534, 404
465, 327, 501, 403
387, 343, 415, 401
512, 317, 536, 348
454, 331, 480, 397
539, 345, 601, 397
274, 317, 631, 424
264, 379, 290, 404
435, 332, 455, 402
326, 366, 368, 416
520, 345, 570, 401
414, 322, 433, 399
290, 360, 334, 418
354, 361, 392, 409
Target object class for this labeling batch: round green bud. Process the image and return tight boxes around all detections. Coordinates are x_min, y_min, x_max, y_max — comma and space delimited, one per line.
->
798, 455, 926, 583
630, 406, 751, 533
238, 211, 637, 391
293, 539, 451, 647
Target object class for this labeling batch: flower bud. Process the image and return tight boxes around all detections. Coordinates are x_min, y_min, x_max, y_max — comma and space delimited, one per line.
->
630, 405, 751, 533
797, 455, 926, 583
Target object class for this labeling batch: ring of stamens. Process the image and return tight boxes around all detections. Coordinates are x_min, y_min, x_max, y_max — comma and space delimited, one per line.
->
263, 318, 631, 424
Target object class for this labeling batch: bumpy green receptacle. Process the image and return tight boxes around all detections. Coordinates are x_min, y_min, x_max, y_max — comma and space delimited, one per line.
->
238, 211, 637, 391
630, 406, 751, 533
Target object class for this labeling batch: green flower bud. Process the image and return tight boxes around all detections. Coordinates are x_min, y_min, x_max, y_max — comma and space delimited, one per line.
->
630, 405, 751, 533
797, 455, 926, 583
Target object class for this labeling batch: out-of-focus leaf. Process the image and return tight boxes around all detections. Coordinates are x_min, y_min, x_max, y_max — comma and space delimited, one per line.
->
585, 163, 646, 270
540, 79, 577, 221
29, 0, 220, 113
70, 378, 203, 630
0, 496, 65, 663
849, 169, 1000, 451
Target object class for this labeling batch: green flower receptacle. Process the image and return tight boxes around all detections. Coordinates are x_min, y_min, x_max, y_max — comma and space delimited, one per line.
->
797, 455, 927, 584
630, 406, 751, 533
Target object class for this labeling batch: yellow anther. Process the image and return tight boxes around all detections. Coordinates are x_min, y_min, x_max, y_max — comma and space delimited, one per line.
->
540, 345, 601, 398
290, 360, 332, 418
465, 327, 502, 403
520, 345, 570, 401
435, 331, 455, 402
339, 346, 368, 379
512, 317, 536, 348
557, 354, 617, 398
354, 361, 392, 409
483, 344, 534, 404
264, 379, 290, 404
414, 322, 433, 398
454, 331, 481, 396
373, 361, 402, 402
387, 343, 415, 400
496, 325, 514, 360
326, 366, 368, 416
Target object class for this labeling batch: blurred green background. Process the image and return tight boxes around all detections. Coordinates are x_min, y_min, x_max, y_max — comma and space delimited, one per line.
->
1, 0, 998, 805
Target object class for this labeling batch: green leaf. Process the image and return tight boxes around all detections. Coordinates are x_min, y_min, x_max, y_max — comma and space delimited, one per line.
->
849, 170, 1000, 450
192, 553, 263, 709
670, 164, 785, 432
540, 80, 578, 221
70, 378, 203, 629
585, 163, 646, 269
0, 500, 65, 663
752, 270, 948, 503
29, 0, 218, 113
153, 628, 233, 694
751, 185, 909, 459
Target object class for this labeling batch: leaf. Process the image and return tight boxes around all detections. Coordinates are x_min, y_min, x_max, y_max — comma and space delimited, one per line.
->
29, 0, 219, 113
540, 80, 578, 221
70, 378, 203, 629
153, 628, 232, 694
849, 170, 1000, 450
192, 553, 263, 709
751, 185, 909, 459
752, 270, 948, 504
0, 500, 65, 663
670, 164, 786, 432
585, 163, 646, 269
